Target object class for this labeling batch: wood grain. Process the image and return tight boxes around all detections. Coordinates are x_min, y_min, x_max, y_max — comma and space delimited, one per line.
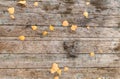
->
0, 68, 119, 79
0, 54, 119, 68
0, 26, 120, 38
0, 0, 120, 26
0, 39, 120, 53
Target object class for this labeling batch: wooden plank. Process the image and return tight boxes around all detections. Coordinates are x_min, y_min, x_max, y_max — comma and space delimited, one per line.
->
0, 13, 119, 27
0, 1, 120, 26
0, 26, 120, 37
0, 39, 120, 53
0, 68, 119, 79
0, 0, 119, 14
0, 54, 119, 68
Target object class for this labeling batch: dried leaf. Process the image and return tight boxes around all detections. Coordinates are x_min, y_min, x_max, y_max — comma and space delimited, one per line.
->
57, 69, 62, 76
18, 0, 26, 5
49, 25, 54, 31
8, 7, 14, 14
90, 52, 95, 57
87, 25, 90, 29
50, 63, 59, 74
19, 35, 25, 41
10, 15, 15, 19
62, 20, 69, 26
86, 2, 90, 5
34, 2, 38, 6
42, 31, 48, 36
71, 25, 77, 31
83, 11, 88, 18
64, 67, 69, 71
98, 78, 102, 79
54, 76, 59, 79
31, 25, 37, 30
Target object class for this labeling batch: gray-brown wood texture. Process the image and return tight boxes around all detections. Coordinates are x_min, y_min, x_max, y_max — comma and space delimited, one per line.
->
0, 0, 120, 79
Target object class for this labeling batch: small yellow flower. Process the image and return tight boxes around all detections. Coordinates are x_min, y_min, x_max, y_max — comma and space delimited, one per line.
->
83, 11, 88, 18
64, 67, 69, 71
62, 20, 69, 26
42, 31, 48, 36
18, 0, 26, 5
54, 76, 59, 79
90, 52, 95, 57
71, 25, 77, 31
31, 25, 37, 30
49, 25, 54, 31
57, 69, 62, 75
34, 2, 38, 6
10, 15, 15, 19
19, 35, 25, 41
8, 7, 14, 14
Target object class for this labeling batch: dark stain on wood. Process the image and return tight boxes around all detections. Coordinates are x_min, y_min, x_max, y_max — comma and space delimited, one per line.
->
63, 40, 79, 58
91, 0, 109, 10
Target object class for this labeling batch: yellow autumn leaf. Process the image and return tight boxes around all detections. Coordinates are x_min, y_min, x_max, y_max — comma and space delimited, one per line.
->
71, 25, 77, 31
98, 77, 102, 79
50, 69, 56, 74
18, 0, 26, 5
87, 25, 90, 29
57, 69, 62, 76
50, 63, 59, 74
90, 52, 95, 57
86, 2, 90, 5
8, 7, 14, 14
64, 67, 69, 71
10, 15, 15, 19
62, 20, 69, 26
54, 76, 59, 79
49, 25, 54, 31
34, 2, 38, 6
19, 35, 25, 41
83, 11, 88, 18
31, 25, 37, 30
42, 31, 48, 36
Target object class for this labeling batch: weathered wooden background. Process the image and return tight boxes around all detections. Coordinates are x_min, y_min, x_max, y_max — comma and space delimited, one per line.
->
0, 0, 120, 79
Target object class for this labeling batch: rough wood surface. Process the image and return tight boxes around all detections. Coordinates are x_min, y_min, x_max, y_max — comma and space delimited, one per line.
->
0, 54, 119, 68
0, 40, 120, 54
0, 68, 119, 79
0, 0, 120, 26
0, 0, 120, 79
0, 26, 120, 38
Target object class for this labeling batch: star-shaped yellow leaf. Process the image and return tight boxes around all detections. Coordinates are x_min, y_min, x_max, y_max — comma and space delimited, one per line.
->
49, 25, 54, 31
86, 2, 90, 5
18, 0, 26, 5
19, 35, 25, 41
83, 11, 88, 18
54, 76, 59, 79
64, 67, 69, 71
31, 25, 37, 30
71, 25, 77, 31
42, 31, 48, 36
87, 25, 90, 29
34, 2, 38, 6
8, 7, 14, 14
10, 15, 15, 19
50, 63, 59, 74
90, 52, 95, 57
57, 69, 62, 76
62, 20, 69, 26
